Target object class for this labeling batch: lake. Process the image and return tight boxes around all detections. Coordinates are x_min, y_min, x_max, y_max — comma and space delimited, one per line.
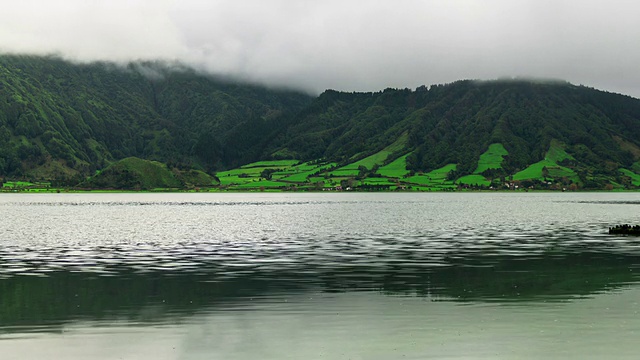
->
1, 192, 639, 359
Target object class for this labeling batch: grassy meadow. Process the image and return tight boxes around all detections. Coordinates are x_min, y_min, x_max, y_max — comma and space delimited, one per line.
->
4, 139, 640, 193
474, 143, 508, 174
512, 141, 579, 182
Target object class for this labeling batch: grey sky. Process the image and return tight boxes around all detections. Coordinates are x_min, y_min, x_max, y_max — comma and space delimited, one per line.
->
1, 0, 639, 97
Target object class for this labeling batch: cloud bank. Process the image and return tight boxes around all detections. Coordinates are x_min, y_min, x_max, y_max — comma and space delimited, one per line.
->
1, 0, 639, 97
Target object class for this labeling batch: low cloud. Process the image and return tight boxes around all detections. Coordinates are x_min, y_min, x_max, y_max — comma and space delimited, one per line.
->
2, 0, 640, 97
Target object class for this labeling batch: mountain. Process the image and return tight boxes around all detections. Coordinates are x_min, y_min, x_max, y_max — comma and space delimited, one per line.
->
264, 81, 640, 189
0, 55, 313, 181
275, 81, 640, 173
2, 55, 640, 190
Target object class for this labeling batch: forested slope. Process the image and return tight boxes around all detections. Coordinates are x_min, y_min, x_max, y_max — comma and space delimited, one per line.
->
0, 55, 312, 181
2, 55, 640, 190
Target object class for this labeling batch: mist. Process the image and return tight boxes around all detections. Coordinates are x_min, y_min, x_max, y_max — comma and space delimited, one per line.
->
2, 0, 640, 97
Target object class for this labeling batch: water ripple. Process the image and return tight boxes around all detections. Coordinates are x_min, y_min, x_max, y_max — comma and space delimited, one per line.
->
1, 192, 640, 301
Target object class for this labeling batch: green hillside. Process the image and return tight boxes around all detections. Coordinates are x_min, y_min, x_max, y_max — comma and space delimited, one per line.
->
81, 157, 218, 190
513, 140, 579, 183
331, 134, 407, 176
378, 153, 411, 178
271, 80, 640, 190
81, 157, 181, 190
0, 55, 312, 181
2, 56, 640, 191
474, 143, 508, 174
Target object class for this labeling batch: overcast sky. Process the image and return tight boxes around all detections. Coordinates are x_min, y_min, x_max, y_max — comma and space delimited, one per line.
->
1, 0, 639, 97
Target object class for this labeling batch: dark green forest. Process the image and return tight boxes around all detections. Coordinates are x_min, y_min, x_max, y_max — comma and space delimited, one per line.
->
0, 55, 312, 181
1, 55, 640, 190
281, 82, 640, 176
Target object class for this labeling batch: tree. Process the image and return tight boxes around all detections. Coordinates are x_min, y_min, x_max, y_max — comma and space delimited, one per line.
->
357, 165, 368, 179
541, 166, 549, 179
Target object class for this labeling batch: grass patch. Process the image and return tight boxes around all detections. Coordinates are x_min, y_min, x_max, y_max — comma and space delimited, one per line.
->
512, 159, 578, 182
218, 159, 321, 183
281, 162, 337, 183
360, 177, 396, 185
546, 139, 574, 163
426, 164, 457, 181
217, 167, 274, 177
620, 169, 640, 186
474, 143, 508, 174
404, 175, 433, 185
378, 153, 410, 178
280, 172, 312, 183
406, 164, 457, 186
457, 174, 491, 186
234, 180, 290, 189
240, 160, 300, 169
338, 151, 392, 171
329, 169, 360, 177
547, 165, 578, 181
218, 175, 257, 186
3, 181, 37, 188
512, 160, 548, 181
512, 160, 574, 181
512, 140, 579, 182
335, 134, 408, 172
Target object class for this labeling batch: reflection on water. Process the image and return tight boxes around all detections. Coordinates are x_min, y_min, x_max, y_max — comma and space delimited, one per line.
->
1, 250, 639, 329
1, 193, 640, 359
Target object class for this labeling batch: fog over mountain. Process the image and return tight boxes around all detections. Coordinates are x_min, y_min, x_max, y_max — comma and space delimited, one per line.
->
1, 0, 640, 97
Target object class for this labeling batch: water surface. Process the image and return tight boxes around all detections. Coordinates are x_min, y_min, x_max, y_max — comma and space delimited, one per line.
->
1, 192, 639, 359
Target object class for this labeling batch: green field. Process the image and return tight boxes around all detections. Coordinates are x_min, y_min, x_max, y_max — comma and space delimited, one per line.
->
378, 153, 410, 178
218, 175, 257, 186
329, 169, 361, 177
405, 164, 457, 189
425, 164, 457, 181
1, 183, 57, 192
336, 151, 392, 172
474, 143, 508, 174
513, 160, 578, 182
546, 140, 574, 162
240, 160, 300, 169
457, 174, 491, 187
218, 159, 341, 188
4, 137, 625, 192
335, 134, 408, 173
280, 171, 314, 183
218, 160, 304, 185
234, 180, 291, 189
3, 181, 38, 188
360, 177, 396, 185
512, 141, 579, 182
281, 162, 337, 183
217, 167, 272, 177
620, 169, 640, 186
